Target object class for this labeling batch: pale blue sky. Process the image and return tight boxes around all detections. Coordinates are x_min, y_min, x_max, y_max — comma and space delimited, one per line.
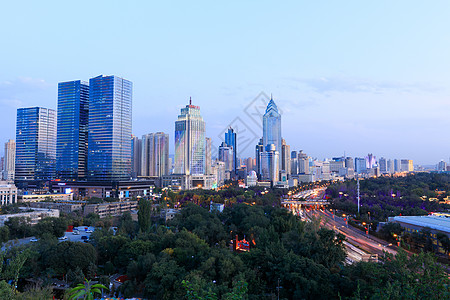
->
1, 1, 449, 164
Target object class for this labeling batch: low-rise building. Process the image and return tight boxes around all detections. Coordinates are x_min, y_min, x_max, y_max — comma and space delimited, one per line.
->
20, 193, 73, 203
29, 202, 82, 214
84, 201, 138, 218
389, 214, 450, 254
0, 181, 17, 206
0, 207, 59, 226
160, 208, 180, 221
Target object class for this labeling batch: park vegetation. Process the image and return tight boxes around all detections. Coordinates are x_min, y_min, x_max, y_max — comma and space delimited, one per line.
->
0, 195, 447, 299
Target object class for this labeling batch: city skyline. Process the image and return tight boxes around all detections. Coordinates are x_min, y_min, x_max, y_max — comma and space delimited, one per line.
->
1, 1, 450, 164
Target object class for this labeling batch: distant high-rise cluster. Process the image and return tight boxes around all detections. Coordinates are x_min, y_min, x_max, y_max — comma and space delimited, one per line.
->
2, 81, 437, 192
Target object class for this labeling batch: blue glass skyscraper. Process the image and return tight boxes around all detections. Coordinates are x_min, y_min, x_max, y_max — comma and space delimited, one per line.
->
225, 127, 237, 173
87, 75, 132, 181
56, 80, 89, 180
263, 97, 282, 169
15, 107, 57, 181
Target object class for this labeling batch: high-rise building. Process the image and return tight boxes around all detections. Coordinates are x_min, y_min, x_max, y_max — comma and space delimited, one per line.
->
131, 135, 141, 178
290, 151, 298, 175
225, 127, 237, 173
141, 132, 169, 177
56, 80, 89, 180
387, 159, 394, 174
355, 157, 367, 174
174, 99, 205, 175
379, 157, 388, 174
212, 159, 226, 187
87, 75, 132, 181
366, 153, 376, 169
153, 132, 169, 177
394, 159, 400, 172
245, 157, 254, 172
401, 159, 414, 172
205, 137, 212, 175
15, 107, 57, 181
437, 160, 447, 172
3, 140, 16, 181
298, 150, 309, 174
345, 157, 354, 170
218, 142, 233, 172
140, 133, 154, 176
281, 139, 290, 177
263, 98, 282, 169
260, 144, 279, 183
255, 138, 264, 178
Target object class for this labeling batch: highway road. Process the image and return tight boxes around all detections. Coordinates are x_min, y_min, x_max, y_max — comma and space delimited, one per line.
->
287, 187, 396, 263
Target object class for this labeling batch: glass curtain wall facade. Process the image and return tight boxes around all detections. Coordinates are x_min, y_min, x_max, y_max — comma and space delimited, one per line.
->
15, 107, 56, 181
56, 80, 89, 180
174, 101, 205, 175
262, 98, 282, 169
225, 127, 237, 173
87, 75, 132, 181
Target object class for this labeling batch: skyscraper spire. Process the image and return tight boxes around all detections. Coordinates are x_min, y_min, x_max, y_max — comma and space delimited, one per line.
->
189, 97, 192, 105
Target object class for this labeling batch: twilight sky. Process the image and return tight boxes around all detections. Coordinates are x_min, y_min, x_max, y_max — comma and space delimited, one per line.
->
1, 1, 449, 165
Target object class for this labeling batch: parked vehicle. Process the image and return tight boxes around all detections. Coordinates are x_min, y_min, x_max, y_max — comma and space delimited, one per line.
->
58, 236, 68, 241
30, 238, 38, 242
72, 230, 79, 235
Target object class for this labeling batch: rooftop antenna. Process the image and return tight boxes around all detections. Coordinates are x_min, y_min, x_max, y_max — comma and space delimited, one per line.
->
270, 93, 273, 100
189, 97, 192, 105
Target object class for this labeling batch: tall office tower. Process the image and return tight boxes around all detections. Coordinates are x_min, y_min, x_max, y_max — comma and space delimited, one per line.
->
298, 150, 309, 174
281, 139, 290, 177
218, 142, 233, 172
401, 159, 414, 172
246, 157, 254, 172
290, 151, 298, 175
153, 132, 169, 177
205, 137, 212, 175
212, 159, 226, 187
394, 159, 400, 172
225, 127, 237, 173
56, 80, 89, 180
141, 132, 169, 177
131, 135, 141, 178
345, 157, 354, 170
387, 159, 394, 174
262, 98, 281, 168
0, 157, 3, 179
330, 158, 345, 173
355, 157, 367, 174
260, 144, 279, 183
174, 99, 205, 175
15, 107, 57, 181
87, 75, 132, 181
366, 153, 376, 169
379, 157, 387, 173
140, 133, 154, 176
437, 160, 447, 172
3, 140, 16, 181
255, 138, 264, 178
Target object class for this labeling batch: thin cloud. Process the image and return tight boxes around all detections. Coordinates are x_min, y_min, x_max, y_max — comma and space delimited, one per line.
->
287, 77, 443, 94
